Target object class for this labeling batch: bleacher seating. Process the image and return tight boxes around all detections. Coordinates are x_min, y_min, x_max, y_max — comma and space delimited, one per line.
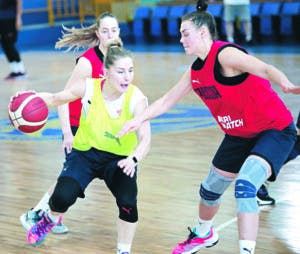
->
18, 0, 300, 48
150, 5, 169, 41
258, 1, 282, 40
132, 6, 152, 43
185, 5, 196, 14
250, 2, 262, 40
167, 5, 186, 38
279, 2, 300, 38
206, 4, 224, 38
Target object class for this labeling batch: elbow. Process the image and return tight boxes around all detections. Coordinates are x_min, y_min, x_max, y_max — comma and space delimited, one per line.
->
264, 64, 277, 80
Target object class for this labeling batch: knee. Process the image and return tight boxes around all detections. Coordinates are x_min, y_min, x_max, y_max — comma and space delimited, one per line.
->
234, 156, 269, 213
235, 179, 258, 213
200, 166, 233, 206
117, 201, 138, 223
49, 177, 82, 213
200, 184, 222, 206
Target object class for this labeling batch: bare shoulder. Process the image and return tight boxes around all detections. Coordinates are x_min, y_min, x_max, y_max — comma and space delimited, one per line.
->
218, 46, 250, 69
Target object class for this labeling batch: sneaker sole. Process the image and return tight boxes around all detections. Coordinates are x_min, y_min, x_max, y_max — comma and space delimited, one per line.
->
256, 198, 275, 206
181, 239, 219, 254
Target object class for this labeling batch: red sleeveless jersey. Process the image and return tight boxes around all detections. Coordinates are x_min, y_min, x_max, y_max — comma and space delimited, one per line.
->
191, 40, 293, 138
69, 46, 104, 127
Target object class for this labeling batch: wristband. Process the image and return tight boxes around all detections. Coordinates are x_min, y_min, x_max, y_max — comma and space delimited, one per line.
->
132, 156, 138, 164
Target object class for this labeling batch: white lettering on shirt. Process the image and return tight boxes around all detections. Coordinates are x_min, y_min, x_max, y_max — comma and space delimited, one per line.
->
218, 115, 244, 129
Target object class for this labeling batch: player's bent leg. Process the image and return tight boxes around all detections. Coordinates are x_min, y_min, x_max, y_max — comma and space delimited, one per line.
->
172, 167, 233, 254
235, 156, 269, 247
26, 177, 81, 246
235, 156, 268, 214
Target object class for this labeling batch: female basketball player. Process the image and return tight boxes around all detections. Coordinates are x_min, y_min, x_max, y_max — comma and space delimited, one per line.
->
24, 39, 151, 254
117, 1, 300, 254
20, 12, 121, 234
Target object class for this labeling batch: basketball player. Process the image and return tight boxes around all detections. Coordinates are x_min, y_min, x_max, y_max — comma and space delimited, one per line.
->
24, 39, 150, 254
0, 0, 26, 80
20, 12, 121, 234
117, 1, 300, 253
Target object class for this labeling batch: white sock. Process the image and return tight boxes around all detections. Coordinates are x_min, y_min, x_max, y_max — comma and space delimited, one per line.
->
16, 61, 25, 73
10, 62, 18, 72
33, 192, 50, 212
239, 240, 256, 254
48, 212, 60, 223
10, 61, 25, 73
194, 218, 213, 237
117, 243, 131, 254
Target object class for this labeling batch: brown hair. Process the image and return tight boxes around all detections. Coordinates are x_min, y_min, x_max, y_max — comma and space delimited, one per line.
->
182, 0, 218, 40
104, 38, 132, 69
55, 12, 119, 51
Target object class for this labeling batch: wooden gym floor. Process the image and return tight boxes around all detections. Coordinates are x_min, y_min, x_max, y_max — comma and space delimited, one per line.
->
0, 44, 300, 254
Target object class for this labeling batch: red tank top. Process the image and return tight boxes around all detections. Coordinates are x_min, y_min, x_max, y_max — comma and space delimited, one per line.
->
69, 46, 104, 126
191, 40, 293, 138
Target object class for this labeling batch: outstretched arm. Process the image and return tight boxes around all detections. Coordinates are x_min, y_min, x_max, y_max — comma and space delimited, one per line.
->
37, 69, 86, 107
117, 69, 192, 137
219, 47, 300, 93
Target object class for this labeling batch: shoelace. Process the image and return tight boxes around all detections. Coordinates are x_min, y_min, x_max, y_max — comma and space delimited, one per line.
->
179, 227, 197, 246
32, 215, 54, 237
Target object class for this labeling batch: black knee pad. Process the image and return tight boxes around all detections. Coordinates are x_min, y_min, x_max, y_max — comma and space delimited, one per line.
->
49, 177, 82, 213
117, 202, 138, 223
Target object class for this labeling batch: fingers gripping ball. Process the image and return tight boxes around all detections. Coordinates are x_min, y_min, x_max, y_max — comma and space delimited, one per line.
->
8, 91, 48, 133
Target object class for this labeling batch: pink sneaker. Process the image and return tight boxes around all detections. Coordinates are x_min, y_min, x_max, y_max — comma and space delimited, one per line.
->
27, 213, 62, 246
172, 226, 219, 254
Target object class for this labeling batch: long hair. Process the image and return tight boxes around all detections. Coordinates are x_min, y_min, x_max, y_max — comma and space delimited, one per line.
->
55, 12, 119, 51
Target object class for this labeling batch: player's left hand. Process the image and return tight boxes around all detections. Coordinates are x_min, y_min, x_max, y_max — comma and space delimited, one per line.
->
281, 82, 300, 94
284, 86, 300, 94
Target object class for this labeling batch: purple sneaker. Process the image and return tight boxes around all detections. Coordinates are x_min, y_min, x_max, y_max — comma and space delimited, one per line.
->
27, 213, 62, 246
